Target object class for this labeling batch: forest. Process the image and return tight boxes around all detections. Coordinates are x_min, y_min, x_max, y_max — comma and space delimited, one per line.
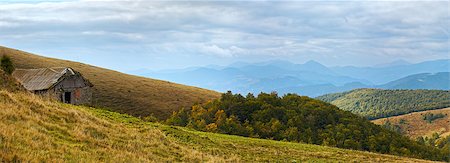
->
166, 91, 449, 161
316, 89, 450, 119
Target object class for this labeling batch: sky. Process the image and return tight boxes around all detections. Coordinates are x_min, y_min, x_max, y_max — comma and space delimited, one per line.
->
0, 1, 448, 72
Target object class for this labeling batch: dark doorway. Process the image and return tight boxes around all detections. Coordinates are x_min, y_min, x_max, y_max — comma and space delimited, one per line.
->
64, 92, 71, 104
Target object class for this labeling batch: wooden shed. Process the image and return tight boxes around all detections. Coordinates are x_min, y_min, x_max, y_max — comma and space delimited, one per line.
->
12, 67, 93, 105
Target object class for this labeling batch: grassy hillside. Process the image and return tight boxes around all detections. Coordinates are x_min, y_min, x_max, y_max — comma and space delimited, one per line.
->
0, 46, 220, 119
0, 70, 23, 92
316, 89, 450, 119
0, 90, 435, 162
372, 108, 450, 139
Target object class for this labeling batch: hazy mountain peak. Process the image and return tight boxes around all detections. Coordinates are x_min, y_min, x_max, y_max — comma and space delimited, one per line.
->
304, 60, 322, 66
301, 60, 331, 71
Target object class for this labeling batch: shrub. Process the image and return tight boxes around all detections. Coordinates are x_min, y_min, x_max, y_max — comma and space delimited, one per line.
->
422, 113, 446, 123
1, 55, 15, 74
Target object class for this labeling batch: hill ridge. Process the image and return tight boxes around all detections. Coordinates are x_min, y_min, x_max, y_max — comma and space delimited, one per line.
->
316, 88, 450, 119
0, 46, 220, 119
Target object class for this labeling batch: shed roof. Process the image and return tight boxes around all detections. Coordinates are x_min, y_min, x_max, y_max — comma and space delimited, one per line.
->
12, 67, 77, 91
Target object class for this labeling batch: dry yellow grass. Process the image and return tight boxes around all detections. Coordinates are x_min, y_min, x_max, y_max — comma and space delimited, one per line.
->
0, 90, 229, 162
0, 70, 24, 92
0, 90, 437, 162
0, 46, 220, 119
372, 108, 450, 139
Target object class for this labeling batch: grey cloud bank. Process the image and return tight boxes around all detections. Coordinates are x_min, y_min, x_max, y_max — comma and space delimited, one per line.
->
0, 1, 448, 71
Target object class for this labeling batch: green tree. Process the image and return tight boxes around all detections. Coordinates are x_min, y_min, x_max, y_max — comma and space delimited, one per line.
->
1, 55, 14, 74
166, 108, 190, 126
283, 127, 299, 141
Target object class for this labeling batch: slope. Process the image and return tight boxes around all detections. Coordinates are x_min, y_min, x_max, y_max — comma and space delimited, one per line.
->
372, 108, 450, 139
0, 90, 437, 162
0, 70, 24, 92
167, 91, 449, 161
0, 46, 220, 119
316, 89, 450, 119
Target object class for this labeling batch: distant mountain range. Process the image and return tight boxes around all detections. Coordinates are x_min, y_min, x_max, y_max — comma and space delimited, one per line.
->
332, 59, 450, 84
131, 59, 450, 97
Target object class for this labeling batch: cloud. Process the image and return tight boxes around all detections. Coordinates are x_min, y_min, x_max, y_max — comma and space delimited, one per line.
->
0, 1, 448, 70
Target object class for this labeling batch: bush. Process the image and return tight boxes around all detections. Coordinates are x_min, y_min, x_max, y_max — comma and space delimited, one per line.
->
422, 113, 446, 123
1, 55, 15, 74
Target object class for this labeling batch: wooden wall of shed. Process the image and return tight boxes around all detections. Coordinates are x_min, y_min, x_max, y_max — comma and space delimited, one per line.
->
50, 74, 92, 105
58, 74, 88, 88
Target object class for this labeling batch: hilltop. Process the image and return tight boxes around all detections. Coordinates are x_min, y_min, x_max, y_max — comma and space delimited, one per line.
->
0, 46, 220, 119
372, 108, 450, 139
316, 89, 450, 119
0, 90, 435, 162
